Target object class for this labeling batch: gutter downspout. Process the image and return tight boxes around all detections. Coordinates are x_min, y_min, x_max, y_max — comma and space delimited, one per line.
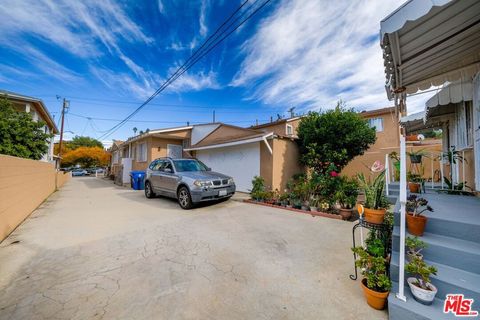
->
262, 135, 273, 155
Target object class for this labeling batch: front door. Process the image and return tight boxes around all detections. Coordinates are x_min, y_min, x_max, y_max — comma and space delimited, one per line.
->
167, 144, 183, 159
473, 75, 480, 190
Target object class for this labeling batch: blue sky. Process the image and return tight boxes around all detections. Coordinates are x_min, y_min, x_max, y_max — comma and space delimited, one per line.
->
0, 0, 429, 145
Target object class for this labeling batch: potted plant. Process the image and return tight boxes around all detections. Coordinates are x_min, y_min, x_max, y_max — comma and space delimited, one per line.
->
351, 245, 391, 310
264, 191, 275, 205
406, 256, 438, 305
389, 152, 400, 181
357, 169, 390, 224
310, 196, 319, 212
270, 189, 280, 206
292, 198, 302, 210
301, 202, 310, 211
279, 192, 289, 207
408, 149, 428, 164
440, 146, 471, 194
406, 195, 433, 236
406, 236, 427, 260
335, 177, 359, 220
407, 172, 423, 193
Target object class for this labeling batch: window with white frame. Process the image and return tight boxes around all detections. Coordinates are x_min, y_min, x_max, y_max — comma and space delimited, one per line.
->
455, 101, 473, 149
286, 124, 293, 136
367, 118, 384, 132
137, 143, 147, 162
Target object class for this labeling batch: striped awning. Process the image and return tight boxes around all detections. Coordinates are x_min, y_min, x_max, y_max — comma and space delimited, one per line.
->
381, 0, 480, 97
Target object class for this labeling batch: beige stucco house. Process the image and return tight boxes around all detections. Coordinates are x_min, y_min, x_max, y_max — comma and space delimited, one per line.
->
186, 121, 303, 192
110, 119, 303, 192
341, 107, 443, 183
342, 107, 400, 177
1, 90, 58, 162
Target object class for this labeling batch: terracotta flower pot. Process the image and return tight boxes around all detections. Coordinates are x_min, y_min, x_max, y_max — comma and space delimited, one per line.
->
361, 279, 389, 310
363, 208, 386, 224
408, 182, 421, 193
407, 213, 428, 236
339, 208, 353, 220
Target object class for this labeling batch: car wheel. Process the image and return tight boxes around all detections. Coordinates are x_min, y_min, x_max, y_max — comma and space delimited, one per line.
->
145, 181, 155, 199
177, 186, 193, 210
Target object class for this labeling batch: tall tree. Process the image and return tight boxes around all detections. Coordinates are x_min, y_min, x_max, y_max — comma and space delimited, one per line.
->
297, 103, 376, 173
68, 136, 103, 149
0, 96, 52, 160
61, 146, 110, 168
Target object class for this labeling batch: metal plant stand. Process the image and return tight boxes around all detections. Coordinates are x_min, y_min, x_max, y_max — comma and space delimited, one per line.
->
349, 216, 392, 281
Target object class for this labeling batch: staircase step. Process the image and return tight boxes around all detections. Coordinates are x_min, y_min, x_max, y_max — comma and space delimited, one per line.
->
388, 281, 455, 320
393, 227, 480, 274
387, 195, 398, 204
388, 183, 401, 190
390, 252, 480, 310
387, 189, 400, 196
392, 194, 480, 243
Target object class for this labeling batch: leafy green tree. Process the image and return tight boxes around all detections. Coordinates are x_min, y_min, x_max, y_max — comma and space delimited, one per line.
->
68, 135, 103, 149
0, 96, 52, 160
297, 102, 376, 173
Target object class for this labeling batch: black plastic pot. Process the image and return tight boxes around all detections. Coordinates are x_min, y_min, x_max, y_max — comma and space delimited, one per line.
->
410, 154, 422, 164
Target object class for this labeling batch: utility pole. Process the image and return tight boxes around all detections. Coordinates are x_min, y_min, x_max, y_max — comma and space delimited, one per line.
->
213, 110, 216, 123
57, 98, 69, 168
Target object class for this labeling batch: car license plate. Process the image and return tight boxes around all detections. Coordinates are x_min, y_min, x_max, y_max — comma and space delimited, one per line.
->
218, 189, 227, 196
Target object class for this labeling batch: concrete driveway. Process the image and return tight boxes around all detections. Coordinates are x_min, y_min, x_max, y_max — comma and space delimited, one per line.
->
0, 177, 386, 320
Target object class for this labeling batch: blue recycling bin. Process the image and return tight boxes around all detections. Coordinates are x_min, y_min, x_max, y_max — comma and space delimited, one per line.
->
130, 170, 146, 190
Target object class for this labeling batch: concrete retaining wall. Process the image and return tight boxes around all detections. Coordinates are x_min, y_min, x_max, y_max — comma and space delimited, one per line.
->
0, 155, 70, 242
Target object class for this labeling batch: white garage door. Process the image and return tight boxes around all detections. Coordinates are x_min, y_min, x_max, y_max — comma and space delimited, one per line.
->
196, 142, 260, 192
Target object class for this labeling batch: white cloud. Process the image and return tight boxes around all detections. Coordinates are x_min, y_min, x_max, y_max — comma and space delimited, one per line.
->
157, 0, 166, 14
24, 46, 82, 83
0, 0, 153, 83
199, 0, 209, 37
0, 0, 152, 58
90, 66, 219, 100
232, 0, 431, 112
169, 70, 220, 92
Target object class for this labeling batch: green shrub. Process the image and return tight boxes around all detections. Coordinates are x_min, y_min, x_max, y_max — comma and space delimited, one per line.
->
251, 176, 266, 200
335, 176, 359, 209
297, 102, 376, 174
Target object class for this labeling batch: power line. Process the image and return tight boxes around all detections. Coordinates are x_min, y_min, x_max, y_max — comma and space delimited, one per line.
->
65, 111, 270, 124
40, 95, 286, 114
98, 0, 272, 140
97, 0, 252, 138
49, 100, 286, 114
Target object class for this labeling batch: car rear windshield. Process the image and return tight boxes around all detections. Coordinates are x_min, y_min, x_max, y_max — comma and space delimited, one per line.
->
173, 160, 208, 172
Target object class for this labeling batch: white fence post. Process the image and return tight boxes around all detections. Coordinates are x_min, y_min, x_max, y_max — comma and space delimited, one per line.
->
440, 152, 444, 189
396, 135, 407, 302
431, 154, 434, 189
462, 150, 465, 191
385, 153, 390, 196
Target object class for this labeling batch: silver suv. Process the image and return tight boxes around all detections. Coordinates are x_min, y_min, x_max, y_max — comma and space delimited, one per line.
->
144, 157, 236, 209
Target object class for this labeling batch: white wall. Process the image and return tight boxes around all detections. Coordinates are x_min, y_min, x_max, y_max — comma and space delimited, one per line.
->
196, 142, 260, 192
